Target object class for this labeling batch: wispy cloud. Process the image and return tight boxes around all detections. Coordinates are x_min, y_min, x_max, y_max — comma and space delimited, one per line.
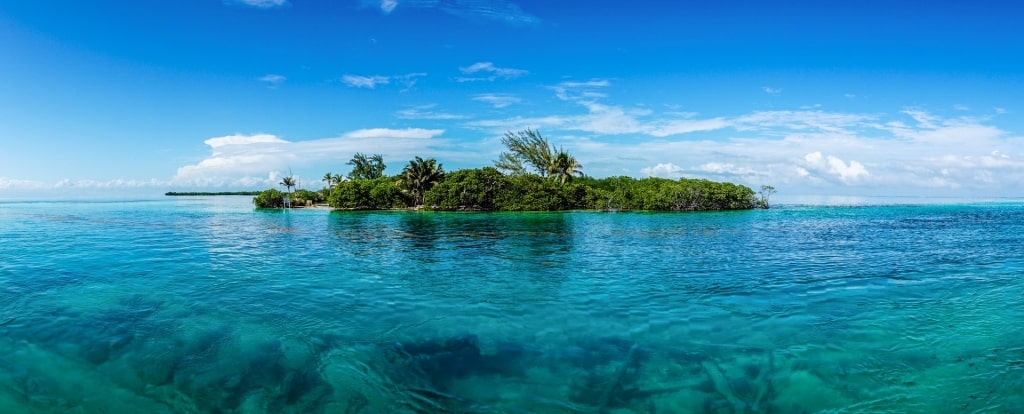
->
258, 74, 286, 86
361, 0, 540, 25
472, 93, 521, 108
396, 104, 466, 120
392, 72, 427, 91
763, 87, 782, 95
733, 110, 874, 135
342, 73, 425, 90
225, 0, 288, 9
456, 62, 528, 82
380, 0, 398, 13
342, 74, 390, 89
550, 79, 610, 101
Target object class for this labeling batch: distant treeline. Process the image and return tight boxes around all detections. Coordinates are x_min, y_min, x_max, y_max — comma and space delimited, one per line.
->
166, 191, 261, 196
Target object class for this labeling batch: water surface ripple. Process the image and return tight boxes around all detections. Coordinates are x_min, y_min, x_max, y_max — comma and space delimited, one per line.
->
1, 198, 1023, 413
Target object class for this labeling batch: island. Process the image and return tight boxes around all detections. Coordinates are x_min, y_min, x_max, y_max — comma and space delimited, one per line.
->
166, 191, 262, 196
253, 129, 776, 211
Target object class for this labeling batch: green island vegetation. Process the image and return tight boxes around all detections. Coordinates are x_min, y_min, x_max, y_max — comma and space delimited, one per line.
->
253, 129, 776, 211
166, 191, 262, 196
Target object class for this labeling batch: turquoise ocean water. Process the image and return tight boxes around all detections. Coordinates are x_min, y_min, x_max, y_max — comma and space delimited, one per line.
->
1, 196, 1022, 413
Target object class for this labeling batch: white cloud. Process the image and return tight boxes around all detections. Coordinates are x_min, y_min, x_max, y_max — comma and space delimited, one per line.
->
226, 0, 287, 8
696, 162, 759, 176
171, 129, 446, 186
466, 84, 1024, 196
342, 73, 424, 90
0, 177, 49, 191
473, 93, 521, 108
763, 87, 782, 95
550, 79, 610, 101
396, 104, 466, 120
640, 163, 684, 178
457, 62, 528, 82
954, 104, 970, 111
803, 152, 869, 183
733, 111, 874, 134
995, 107, 1007, 114
342, 74, 390, 89
393, 72, 426, 90
343, 128, 442, 139
648, 118, 730, 137
901, 108, 942, 129
361, 0, 539, 25
258, 74, 285, 85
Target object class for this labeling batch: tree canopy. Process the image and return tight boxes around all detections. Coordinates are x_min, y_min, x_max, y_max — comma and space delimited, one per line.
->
255, 145, 766, 212
402, 156, 445, 206
494, 129, 554, 177
347, 153, 386, 180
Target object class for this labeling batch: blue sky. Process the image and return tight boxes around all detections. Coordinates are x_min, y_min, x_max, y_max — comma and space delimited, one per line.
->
2, 0, 1023, 200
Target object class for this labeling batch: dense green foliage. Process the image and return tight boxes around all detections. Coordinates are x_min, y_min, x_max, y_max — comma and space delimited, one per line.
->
402, 156, 445, 206
253, 189, 287, 208
580, 176, 756, 211
347, 153, 386, 180
166, 191, 260, 196
253, 188, 325, 208
421, 169, 755, 212
255, 133, 764, 211
495, 129, 553, 176
327, 176, 408, 209
261, 169, 756, 211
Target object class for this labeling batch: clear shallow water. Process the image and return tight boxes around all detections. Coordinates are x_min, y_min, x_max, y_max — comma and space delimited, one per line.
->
1, 197, 1023, 413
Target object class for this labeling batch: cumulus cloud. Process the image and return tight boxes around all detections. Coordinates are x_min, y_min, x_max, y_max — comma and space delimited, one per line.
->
457, 62, 528, 82
640, 163, 684, 178
803, 152, 869, 183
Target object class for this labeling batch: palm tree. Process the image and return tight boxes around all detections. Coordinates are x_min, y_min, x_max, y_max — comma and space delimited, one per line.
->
280, 175, 296, 208
347, 153, 387, 180
322, 172, 334, 190
402, 156, 445, 206
548, 150, 583, 185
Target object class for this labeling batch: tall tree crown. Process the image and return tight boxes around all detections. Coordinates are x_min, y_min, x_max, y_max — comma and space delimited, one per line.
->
347, 153, 386, 180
